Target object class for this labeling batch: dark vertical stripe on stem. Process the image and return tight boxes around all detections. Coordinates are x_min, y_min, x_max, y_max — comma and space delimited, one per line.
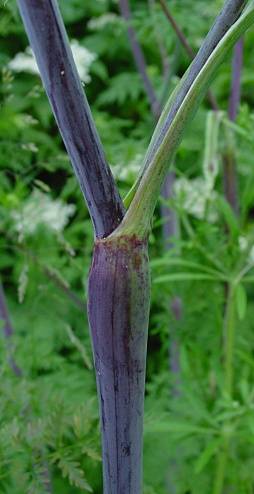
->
88, 236, 150, 493
17, 0, 124, 238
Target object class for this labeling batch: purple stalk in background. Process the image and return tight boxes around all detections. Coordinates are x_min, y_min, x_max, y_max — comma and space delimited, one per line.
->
161, 175, 182, 393
119, 0, 161, 119
158, 0, 219, 111
228, 38, 244, 121
158, 0, 195, 60
148, 0, 171, 86
223, 38, 244, 215
0, 281, 22, 377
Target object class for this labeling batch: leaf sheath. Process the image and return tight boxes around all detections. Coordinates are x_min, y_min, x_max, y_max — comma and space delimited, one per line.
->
88, 236, 150, 493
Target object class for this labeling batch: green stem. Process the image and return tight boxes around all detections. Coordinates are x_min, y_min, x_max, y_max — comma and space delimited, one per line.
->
213, 284, 236, 494
119, 4, 254, 237
212, 437, 230, 494
224, 285, 236, 397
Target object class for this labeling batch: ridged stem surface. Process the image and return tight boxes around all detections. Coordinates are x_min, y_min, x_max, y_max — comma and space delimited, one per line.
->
88, 236, 150, 494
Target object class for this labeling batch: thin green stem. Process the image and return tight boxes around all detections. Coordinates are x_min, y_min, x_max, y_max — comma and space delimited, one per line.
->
224, 285, 236, 397
212, 437, 230, 494
213, 284, 236, 494
117, 4, 254, 238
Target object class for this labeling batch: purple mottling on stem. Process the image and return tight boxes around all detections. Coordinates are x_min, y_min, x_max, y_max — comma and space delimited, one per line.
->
17, 0, 124, 238
88, 236, 150, 493
0, 282, 22, 377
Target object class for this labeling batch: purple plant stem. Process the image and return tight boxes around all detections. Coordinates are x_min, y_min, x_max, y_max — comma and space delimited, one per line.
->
223, 38, 243, 215
161, 175, 182, 394
161, 172, 178, 250
159, 0, 194, 60
0, 282, 22, 377
119, 0, 161, 119
88, 236, 150, 493
17, 0, 124, 238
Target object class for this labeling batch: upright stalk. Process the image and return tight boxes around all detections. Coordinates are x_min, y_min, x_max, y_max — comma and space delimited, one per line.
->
224, 286, 236, 400
88, 235, 150, 492
119, 0, 160, 118
0, 281, 22, 377
213, 38, 244, 493
223, 38, 244, 215
213, 284, 236, 494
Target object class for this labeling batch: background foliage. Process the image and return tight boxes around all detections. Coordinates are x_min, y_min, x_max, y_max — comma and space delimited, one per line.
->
1, 0, 254, 492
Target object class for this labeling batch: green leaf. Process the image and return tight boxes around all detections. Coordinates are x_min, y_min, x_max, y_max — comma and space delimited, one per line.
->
154, 273, 220, 284
194, 439, 221, 474
52, 452, 93, 492
145, 419, 214, 437
216, 196, 240, 238
236, 283, 247, 320
151, 258, 227, 280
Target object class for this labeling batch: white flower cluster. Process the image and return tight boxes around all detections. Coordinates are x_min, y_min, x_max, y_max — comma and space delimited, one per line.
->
174, 111, 221, 222
174, 177, 218, 222
70, 40, 97, 83
112, 153, 142, 182
238, 236, 254, 265
8, 41, 97, 83
88, 13, 120, 31
239, 236, 248, 252
12, 189, 76, 236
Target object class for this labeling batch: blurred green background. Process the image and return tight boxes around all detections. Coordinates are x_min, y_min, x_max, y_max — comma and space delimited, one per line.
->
1, 0, 254, 492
